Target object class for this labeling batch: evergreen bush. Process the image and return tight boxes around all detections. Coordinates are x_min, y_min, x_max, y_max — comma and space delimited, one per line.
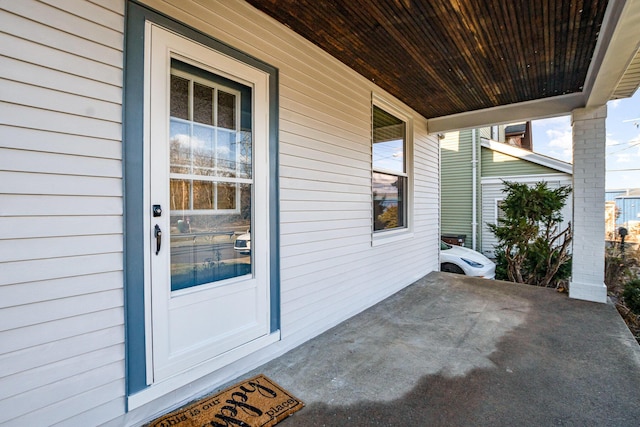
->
488, 181, 572, 288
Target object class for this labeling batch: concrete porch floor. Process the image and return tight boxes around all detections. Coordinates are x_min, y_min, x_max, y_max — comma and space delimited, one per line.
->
236, 271, 640, 426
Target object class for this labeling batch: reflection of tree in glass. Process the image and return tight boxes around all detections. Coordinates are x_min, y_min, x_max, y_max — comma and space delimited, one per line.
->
379, 206, 398, 228
170, 134, 191, 174
240, 184, 251, 220
170, 179, 190, 211
239, 131, 252, 178
373, 191, 387, 230
193, 181, 213, 210
217, 183, 236, 210
373, 178, 401, 230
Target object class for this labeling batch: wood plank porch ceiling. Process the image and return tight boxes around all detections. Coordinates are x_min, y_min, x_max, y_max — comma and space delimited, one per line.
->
246, 0, 609, 119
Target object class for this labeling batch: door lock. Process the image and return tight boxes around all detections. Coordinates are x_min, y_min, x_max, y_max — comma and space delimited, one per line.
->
153, 204, 162, 217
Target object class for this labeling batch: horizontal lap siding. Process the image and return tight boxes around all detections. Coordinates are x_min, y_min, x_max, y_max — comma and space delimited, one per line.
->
480, 182, 505, 257
481, 147, 559, 176
0, 0, 125, 425
124, 1, 438, 423
440, 130, 474, 240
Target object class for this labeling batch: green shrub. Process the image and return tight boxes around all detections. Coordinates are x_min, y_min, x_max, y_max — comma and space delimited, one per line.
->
488, 181, 572, 288
494, 248, 509, 281
623, 279, 640, 315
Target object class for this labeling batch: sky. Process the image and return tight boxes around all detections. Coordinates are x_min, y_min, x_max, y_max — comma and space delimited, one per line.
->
531, 89, 640, 190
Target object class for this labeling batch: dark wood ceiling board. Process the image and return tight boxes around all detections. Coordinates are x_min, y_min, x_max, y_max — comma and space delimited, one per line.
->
499, 1, 531, 101
364, 1, 462, 106
543, 1, 556, 94
453, 1, 518, 104
428, 2, 493, 109
418, 1, 509, 112
246, 0, 609, 119
575, 1, 604, 91
410, 2, 475, 113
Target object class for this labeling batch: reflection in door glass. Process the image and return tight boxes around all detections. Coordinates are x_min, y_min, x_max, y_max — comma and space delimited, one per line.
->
169, 60, 252, 291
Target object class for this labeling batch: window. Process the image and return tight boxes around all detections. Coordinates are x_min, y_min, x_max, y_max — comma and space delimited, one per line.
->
166, 60, 254, 291
372, 103, 409, 232
496, 199, 506, 223
169, 61, 251, 215
491, 125, 499, 141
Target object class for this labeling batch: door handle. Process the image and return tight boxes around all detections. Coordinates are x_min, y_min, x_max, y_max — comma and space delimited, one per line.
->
154, 224, 162, 255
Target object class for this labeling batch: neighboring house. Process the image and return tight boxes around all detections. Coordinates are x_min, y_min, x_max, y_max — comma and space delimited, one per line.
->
0, 1, 638, 425
606, 189, 640, 242
504, 122, 532, 150
441, 124, 573, 257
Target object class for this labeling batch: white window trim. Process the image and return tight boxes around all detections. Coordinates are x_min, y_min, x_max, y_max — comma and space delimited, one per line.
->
371, 93, 414, 245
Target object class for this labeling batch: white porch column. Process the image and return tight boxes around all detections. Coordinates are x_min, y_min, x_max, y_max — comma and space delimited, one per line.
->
569, 105, 608, 303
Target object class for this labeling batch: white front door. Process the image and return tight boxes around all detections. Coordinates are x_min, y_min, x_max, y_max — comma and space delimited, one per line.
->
146, 25, 270, 382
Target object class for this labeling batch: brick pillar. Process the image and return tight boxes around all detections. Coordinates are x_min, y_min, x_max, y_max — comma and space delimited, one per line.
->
569, 105, 607, 303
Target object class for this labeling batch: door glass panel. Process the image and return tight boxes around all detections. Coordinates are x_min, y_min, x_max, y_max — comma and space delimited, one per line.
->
193, 180, 214, 210
218, 91, 236, 129
193, 83, 214, 125
217, 128, 236, 177
217, 182, 236, 210
170, 75, 189, 120
169, 59, 252, 291
238, 131, 252, 180
193, 124, 215, 176
169, 120, 191, 174
170, 179, 191, 211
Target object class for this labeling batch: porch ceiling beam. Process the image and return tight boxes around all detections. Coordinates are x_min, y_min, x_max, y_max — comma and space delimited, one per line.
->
426, 92, 584, 134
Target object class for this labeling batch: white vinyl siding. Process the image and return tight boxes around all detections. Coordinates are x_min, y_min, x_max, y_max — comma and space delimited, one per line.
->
2, 0, 440, 425
440, 130, 476, 243
0, 1, 125, 426
120, 0, 439, 423
480, 182, 507, 257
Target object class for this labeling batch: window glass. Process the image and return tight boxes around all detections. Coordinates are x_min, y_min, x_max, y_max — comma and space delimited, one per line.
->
217, 182, 236, 210
193, 83, 214, 125
169, 120, 191, 174
373, 106, 404, 173
373, 172, 405, 230
193, 180, 214, 210
169, 59, 252, 290
218, 91, 236, 129
170, 179, 191, 211
217, 128, 236, 177
496, 200, 506, 222
170, 75, 189, 120
193, 125, 215, 176
373, 104, 407, 232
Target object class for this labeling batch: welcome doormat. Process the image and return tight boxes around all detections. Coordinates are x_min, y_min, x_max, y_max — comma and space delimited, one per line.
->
146, 374, 304, 427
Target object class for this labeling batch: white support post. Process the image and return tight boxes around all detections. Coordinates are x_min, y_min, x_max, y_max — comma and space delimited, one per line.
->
569, 105, 608, 303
